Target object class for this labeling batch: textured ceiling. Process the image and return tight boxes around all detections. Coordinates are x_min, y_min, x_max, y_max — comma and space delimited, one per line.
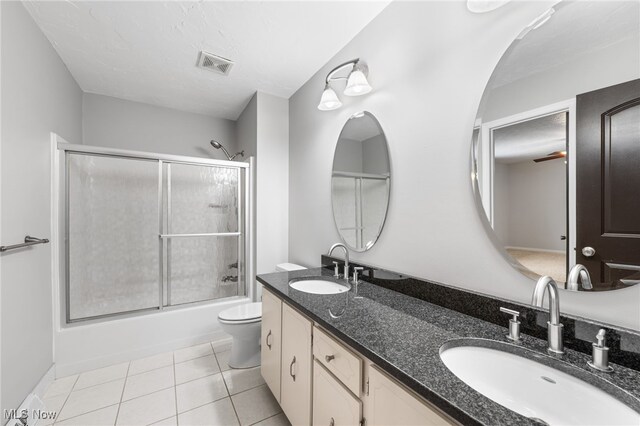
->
24, 1, 390, 120
494, 112, 566, 164
490, 1, 640, 88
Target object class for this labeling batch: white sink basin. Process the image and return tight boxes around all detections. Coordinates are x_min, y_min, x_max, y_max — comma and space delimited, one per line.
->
440, 339, 640, 425
289, 278, 350, 295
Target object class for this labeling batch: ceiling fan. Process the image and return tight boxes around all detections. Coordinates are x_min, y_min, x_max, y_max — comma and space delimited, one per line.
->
533, 150, 566, 163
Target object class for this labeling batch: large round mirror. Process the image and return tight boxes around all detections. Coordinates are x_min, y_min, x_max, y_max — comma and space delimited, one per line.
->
332, 111, 390, 252
472, 1, 640, 291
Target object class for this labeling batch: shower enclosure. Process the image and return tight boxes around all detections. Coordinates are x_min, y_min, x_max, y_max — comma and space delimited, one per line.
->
60, 144, 253, 323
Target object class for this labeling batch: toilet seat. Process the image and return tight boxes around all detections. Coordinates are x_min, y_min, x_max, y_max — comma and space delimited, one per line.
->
218, 302, 262, 324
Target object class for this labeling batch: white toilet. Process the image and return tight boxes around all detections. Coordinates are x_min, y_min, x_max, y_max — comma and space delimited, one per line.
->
218, 262, 306, 369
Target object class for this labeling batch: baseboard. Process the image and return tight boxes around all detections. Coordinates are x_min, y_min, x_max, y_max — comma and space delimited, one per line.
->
505, 246, 565, 255
4, 365, 55, 426
55, 331, 231, 378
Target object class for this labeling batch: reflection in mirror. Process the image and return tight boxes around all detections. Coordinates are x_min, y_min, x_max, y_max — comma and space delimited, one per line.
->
332, 111, 390, 252
471, 1, 640, 291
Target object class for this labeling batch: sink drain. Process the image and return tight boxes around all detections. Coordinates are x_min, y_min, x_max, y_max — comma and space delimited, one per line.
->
541, 376, 556, 384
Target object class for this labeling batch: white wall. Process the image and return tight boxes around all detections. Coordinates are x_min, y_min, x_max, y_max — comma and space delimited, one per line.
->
503, 159, 566, 252
83, 93, 237, 159
235, 92, 290, 298
255, 93, 289, 275
288, 1, 640, 330
236, 94, 258, 158
1, 1, 83, 413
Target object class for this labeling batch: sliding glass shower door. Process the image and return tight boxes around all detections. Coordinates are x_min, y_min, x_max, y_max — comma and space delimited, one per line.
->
66, 150, 248, 323
164, 163, 243, 306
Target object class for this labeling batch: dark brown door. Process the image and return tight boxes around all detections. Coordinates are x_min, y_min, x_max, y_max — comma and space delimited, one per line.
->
576, 79, 640, 289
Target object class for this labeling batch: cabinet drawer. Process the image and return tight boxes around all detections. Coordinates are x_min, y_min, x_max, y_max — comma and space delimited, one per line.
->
313, 360, 362, 426
313, 326, 362, 396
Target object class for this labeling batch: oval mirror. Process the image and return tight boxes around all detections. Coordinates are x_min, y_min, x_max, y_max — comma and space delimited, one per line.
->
471, 1, 640, 291
332, 111, 390, 252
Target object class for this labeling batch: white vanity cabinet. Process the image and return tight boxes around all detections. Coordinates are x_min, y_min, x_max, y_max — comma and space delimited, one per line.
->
261, 289, 282, 402
281, 302, 313, 426
364, 365, 453, 426
260, 289, 456, 426
313, 359, 362, 426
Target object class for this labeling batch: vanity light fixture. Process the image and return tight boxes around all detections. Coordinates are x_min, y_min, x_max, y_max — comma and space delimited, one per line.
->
467, 0, 511, 13
317, 58, 372, 111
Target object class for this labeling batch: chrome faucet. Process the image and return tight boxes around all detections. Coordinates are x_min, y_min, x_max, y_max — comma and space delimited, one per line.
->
328, 243, 350, 281
567, 264, 593, 291
532, 276, 564, 354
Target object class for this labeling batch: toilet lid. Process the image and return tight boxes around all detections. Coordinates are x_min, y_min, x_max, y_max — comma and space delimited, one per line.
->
218, 303, 262, 322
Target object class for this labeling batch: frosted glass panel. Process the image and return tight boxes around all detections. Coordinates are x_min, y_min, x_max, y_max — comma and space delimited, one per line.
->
170, 164, 239, 234
169, 237, 239, 305
68, 154, 159, 320
361, 179, 389, 249
331, 177, 358, 248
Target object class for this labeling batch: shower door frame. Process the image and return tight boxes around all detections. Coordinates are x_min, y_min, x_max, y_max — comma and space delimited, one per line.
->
57, 142, 255, 325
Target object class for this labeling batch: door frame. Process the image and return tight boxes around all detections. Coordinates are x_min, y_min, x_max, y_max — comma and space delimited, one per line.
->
479, 98, 577, 268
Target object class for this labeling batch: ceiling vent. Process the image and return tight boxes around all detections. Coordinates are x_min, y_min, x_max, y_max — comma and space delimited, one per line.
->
197, 51, 234, 76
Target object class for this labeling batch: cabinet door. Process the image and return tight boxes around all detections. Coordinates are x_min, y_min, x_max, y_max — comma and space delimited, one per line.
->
261, 288, 282, 402
365, 365, 454, 426
281, 303, 313, 426
313, 360, 362, 426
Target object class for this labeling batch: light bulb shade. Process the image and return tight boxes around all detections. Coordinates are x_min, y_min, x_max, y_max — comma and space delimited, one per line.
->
317, 86, 342, 111
344, 69, 372, 96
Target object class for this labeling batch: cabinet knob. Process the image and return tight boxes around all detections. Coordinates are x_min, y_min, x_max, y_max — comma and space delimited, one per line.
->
325, 354, 335, 363
329, 418, 335, 426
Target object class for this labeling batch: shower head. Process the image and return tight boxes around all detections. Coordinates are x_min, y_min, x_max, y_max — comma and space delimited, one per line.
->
209, 140, 244, 161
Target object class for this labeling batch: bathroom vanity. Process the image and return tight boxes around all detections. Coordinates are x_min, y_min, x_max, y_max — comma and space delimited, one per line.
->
260, 286, 454, 426
257, 264, 640, 426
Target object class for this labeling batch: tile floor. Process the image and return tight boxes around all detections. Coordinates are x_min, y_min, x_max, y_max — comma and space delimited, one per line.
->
41, 342, 291, 426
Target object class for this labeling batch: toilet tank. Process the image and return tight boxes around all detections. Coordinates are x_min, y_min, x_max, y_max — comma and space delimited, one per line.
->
275, 263, 306, 272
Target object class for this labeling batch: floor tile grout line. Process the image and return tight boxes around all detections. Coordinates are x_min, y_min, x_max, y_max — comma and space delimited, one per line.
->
113, 362, 131, 426
51, 375, 81, 425
121, 383, 176, 404
128, 361, 175, 378
219, 364, 242, 425
228, 382, 269, 398
247, 411, 285, 426
173, 353, 179, 426
67, 374, 128, 394
176, 394, 229, 416
174, 352, 217, 368
53, 403, 120, 426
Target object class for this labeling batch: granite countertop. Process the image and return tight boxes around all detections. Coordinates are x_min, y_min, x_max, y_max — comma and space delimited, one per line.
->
257, 267, 640, 426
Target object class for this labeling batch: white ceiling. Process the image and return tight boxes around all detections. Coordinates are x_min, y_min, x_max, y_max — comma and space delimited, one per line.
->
24, 1, 390, 120
490, 1, 640, 88
494, 112, 566, 164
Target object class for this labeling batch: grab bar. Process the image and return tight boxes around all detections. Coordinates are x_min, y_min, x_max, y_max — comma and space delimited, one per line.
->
0, 236, 49, 253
